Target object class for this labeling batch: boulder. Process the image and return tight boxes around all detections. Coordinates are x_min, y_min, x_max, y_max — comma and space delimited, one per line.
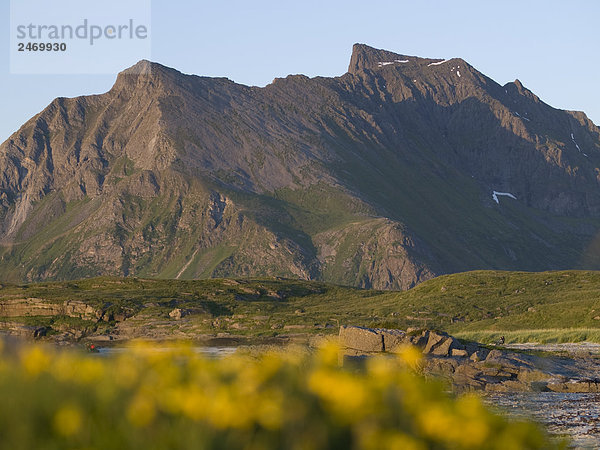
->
376, 328, 406, 351
339, 326, 383, 352
425, 357, 460, 377
406, 330, 430, 348
423, 331, 465, 356
464, 342, 481, 355
469, 349, 489, 362
485, 349, 503, 361
485, 379, 530, 392
429, 337, 454, 356
33, 327, 47, 339
547, 379, 600, 393
169, 308, 186, 320
423, 331, 446, 353
517, 368, 552, 384
451, 349, 468, 357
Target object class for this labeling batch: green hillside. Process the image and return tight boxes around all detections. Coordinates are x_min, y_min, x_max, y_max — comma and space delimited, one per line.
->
2, 270, 600, 342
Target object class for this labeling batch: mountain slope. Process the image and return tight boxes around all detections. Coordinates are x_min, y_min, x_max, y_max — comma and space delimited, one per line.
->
1, 44, 600, 288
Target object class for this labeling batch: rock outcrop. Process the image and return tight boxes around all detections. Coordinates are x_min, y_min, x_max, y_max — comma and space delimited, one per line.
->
0, 298, 99, 320
339, 325, 465, 356
339, 325, 600, 393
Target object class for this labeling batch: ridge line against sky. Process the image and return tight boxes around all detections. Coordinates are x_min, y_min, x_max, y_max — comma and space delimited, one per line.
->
1, 0, 599, 143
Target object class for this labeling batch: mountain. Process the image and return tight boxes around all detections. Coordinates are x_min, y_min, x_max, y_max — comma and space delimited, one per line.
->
1, 44, 600, 289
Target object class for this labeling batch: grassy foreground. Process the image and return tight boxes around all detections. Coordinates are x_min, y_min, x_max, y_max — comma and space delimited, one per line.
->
0, 340, 555, 449
2, 270, 600, 342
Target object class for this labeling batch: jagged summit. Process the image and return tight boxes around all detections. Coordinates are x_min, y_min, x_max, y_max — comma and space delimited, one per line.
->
113, 59, 187, 91
347, 43, 458, 74
120, 59, 191, 77
120, 59, 158, 75
348, 43, 407, 73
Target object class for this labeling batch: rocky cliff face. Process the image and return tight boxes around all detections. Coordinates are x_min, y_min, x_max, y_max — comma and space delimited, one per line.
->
1, 44, 600, 288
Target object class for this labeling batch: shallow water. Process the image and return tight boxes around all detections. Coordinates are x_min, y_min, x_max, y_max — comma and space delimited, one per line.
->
95, 346, 238, 358
485, 392, 600, 449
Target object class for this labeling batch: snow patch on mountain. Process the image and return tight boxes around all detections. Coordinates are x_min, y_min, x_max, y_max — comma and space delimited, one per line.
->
428, 59, 448, 66
492, 191, 517, 204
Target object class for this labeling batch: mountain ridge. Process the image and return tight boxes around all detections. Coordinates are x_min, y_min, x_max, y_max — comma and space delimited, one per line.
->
1, 43, 600, 289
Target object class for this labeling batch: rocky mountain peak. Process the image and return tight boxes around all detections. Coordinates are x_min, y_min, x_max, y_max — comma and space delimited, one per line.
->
118, 59, 182, 78
347, 43, 466, 78
1, 45, 600, 288
112, 59, 185, 95
348, 43, 413, 74
504, 78, 541, 103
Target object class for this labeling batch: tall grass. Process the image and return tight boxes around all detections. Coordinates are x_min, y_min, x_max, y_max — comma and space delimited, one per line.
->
454, 328, 600, 344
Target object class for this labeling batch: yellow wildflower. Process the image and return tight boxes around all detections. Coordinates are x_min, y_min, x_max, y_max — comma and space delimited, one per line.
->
308, 369, 369, 421
180, 387, 208, 421
316, 341, 342, 366
127, 394, 156, 427
208, 386, 254, 429
417, 403, 456, 440
51, 352, 78, 382
53, 404, 83, 437
20, 346, 51, 377
114, 355, 141, 388
394, 344, 422, 370
75, 357, 105, 385
256, 388, 284, 430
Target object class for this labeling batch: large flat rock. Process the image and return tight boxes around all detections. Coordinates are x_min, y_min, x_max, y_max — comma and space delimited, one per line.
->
339, 326, 383, 352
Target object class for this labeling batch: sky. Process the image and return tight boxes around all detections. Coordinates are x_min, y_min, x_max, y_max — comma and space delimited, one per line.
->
1, 0, 599, 143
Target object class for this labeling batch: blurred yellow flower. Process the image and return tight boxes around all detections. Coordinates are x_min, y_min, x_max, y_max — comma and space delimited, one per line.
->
178, 386, 208, 421
379, 431, 426, 450
256, 388, 284, 430
51, 352, 78, 382
316, 341, 341, 366
366, 356, 397, 382
114, 355, 141, 388
418, 404, 456, 440
0, 342, 555, 449
76, 358, 105, 385
21, 346, 51, 377
394, 344, 422, 370
209, 387, 255, 430
127, 394, 156, 427
53, 404, 83, 437
308, 369, 369, 421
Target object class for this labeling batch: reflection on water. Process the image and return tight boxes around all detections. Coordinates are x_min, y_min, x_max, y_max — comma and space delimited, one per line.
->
485, 392, 600, 449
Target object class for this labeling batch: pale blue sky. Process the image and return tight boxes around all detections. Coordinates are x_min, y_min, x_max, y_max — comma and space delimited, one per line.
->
1, 0, 599, 143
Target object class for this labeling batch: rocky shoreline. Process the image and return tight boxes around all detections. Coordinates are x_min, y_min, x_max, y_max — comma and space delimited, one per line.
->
5, 320, 600, 395
339, 326, 600, 394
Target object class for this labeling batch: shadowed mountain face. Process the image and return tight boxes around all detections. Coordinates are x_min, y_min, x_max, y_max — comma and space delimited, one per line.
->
1, 44, 600, 289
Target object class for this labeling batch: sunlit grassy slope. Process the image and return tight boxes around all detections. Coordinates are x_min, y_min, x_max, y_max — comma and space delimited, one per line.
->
2, 270, 600, 341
